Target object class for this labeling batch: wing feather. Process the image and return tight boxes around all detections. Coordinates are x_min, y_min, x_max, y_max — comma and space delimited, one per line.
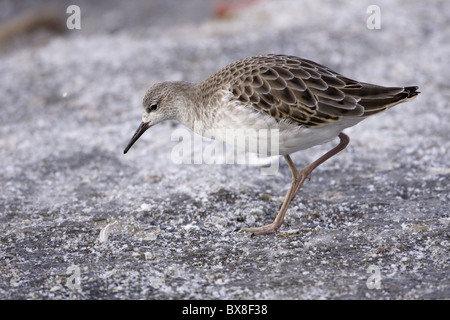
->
199, 54, 419, 127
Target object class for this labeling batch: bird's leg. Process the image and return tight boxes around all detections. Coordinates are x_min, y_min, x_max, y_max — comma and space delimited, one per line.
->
240, 132, 350, 235
292, 132, 350, 197
240, 154, 301, 234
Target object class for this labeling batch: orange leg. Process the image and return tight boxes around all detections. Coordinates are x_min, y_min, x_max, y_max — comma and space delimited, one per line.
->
241, 132, 350, 235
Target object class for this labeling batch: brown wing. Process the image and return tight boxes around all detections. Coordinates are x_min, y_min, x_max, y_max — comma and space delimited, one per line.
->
202, 54, 419, 127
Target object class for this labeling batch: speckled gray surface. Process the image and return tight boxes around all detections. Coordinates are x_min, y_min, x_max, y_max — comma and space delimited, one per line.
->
0, 0, 449, 299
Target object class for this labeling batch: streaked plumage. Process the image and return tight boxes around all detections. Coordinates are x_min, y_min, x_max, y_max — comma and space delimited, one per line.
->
124, 54, 419, 234
200, 54, 418, 127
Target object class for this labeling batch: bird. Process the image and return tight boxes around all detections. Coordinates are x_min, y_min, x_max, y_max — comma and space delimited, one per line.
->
123, 54, 419, 235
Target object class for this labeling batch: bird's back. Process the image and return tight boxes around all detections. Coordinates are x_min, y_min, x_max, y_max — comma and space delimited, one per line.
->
199, 54, 419, 128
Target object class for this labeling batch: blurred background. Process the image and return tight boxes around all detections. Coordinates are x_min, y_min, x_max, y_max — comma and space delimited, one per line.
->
0, 0, 262, 51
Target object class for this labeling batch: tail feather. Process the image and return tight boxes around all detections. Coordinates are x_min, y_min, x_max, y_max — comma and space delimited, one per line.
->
404, 86, 420, 98
354, 85, 419, 116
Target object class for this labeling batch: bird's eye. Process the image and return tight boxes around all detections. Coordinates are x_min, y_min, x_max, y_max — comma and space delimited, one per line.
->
146, 104, 158, 113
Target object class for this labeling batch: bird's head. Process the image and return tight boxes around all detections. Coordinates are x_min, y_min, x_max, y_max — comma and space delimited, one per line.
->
123, 81, 194, 154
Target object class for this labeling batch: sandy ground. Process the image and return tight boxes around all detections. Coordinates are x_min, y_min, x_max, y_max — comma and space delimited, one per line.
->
0, 0, 449, 299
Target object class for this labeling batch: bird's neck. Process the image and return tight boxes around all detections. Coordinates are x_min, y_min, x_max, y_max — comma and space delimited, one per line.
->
176, 83, 221, 135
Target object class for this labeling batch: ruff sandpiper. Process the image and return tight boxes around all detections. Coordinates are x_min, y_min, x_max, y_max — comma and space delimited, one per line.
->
124, 54, 419, 235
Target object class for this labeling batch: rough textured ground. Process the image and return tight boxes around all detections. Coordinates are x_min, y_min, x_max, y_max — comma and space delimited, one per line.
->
0, 0, 449, 300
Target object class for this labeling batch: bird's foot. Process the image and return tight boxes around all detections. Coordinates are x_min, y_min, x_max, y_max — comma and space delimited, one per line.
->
240, 222, 282, 235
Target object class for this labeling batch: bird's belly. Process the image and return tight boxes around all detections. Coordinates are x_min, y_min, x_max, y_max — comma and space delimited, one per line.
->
200, 106, 358, 156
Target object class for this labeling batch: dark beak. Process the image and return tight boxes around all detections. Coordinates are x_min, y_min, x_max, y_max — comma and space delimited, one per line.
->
123, 122, 151, 154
